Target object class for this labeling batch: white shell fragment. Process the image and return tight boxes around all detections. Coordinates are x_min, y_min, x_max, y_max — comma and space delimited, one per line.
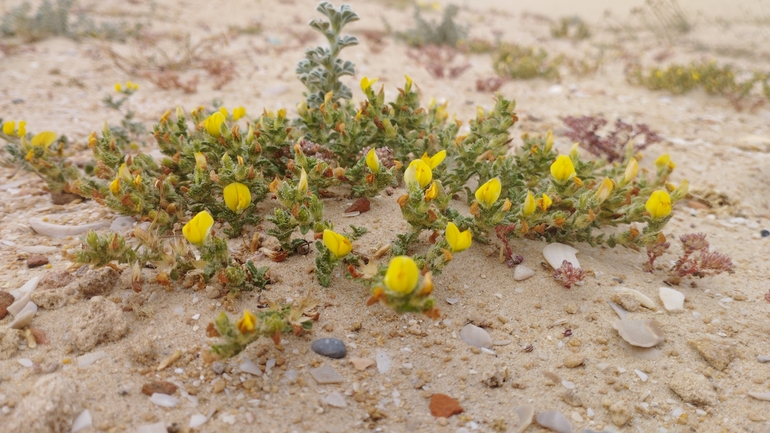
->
189, 413, 210, 428
514, 404, 535, 433
535, 410, 573, 433
9, 310, 36, 329
614, 287, 656, 309
376, 350, 391, 374
613, 319, 665, 348
150, 393, 181, 407
748, 391, 770, 401
459, 324, 493, 349
240, 359, 263, 376
77, 351, 107, 367
324, 391, 347, 408
513, 265, 535, 281
72, 409, 92, 433
659, 287, 685, 312
543, 243, 580, 270
29, 217, 110, 238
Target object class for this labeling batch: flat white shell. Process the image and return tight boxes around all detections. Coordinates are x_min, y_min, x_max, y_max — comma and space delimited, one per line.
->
613, 319, 665, 348
459, 324, 493, 349
535, 410, 573, 433
514, 404, 535, 433
748, 391, 770, 401
659, 287, 685, 312
542, 242, 580, 270
513, 265, 535, 281
614, 287, 656, 309
29, 217, 110, 238
9, 309, 35, 329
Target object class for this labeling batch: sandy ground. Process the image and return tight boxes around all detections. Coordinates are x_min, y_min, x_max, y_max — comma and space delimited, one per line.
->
2, 0, 770, 432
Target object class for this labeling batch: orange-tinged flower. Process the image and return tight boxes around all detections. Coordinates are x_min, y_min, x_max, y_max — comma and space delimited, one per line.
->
536, 193, 552, 211
236, 310, 257, 333
109, 178, 120, 195
323, 229, 352, 258
424, 182, 438, 200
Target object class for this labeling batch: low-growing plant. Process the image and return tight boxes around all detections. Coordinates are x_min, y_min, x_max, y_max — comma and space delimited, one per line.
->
645, 232, 734, 285
631, 0, 693, 44
562, 115, 662, 162
550, 17, 591, 40
397, 4, 467, 48
493, 43, 563, 80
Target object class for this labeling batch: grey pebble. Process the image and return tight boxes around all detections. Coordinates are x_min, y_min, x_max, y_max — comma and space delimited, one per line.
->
211, 361, 225, 375
311, 338, 347, 359
758, 355, 770, 363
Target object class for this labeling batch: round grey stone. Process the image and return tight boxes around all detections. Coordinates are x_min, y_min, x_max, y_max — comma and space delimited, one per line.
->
311, 338, 347, 359
211, 361, 225, 375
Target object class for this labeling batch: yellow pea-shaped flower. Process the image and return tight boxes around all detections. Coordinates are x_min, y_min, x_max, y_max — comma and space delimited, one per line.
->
383, 256, 419, 295
655, 153, 675, 171
114, 83, 122, 92
30, 131, 56, 148
550, 155, 576, 183
194, 152, 207, 170
205, 111, 226, 137
424, 182, 438, 200
109, 178, 120, 195
182, 211, 214, 247
360, 76, 379, 91
323, 229, 352, 258
297, 168, 308, 195
223, 182, 252, 213
232, 106, 246, 121
366, 148, 380, 172
2, 121, 14, 135
17, 121, 25, 137
475, 178, 501, 208
522, 191, 536, 216
445, 222, 472, 253
645, 190, 672, 219
404, 159, 432, 189
236, 310, 257, 333
624, 157, 639, 184
595, 177, 615, 203
537, 193, 553, 212
420, 150, 446, 169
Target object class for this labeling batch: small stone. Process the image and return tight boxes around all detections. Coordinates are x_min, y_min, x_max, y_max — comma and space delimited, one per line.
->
659, 287, 685, 312
5, 375, 80, 433
350, 357, 375, 371
563, 353, 585, 368
142, 381, 178, 396
71, 296, 128, 351
38, 270, 75, 290
562, 390, 583, 407
344, 197, 371, 214
611, 292, 640, 312
324, 391, 347, 408
26, 255, 49, 268
609, 402, 632, 426
689, 337, 734, 371
535, 410, 572, 433
513, 265, 535, 281
634, 369, 648, 382
376, 350, 392, 373
757, 355, 770, 363
0, 290, 14, 319
459, 324, 493, 348
211, 361, 225, 375
762, 229, 770, 238
310, 364, 344, 384
429, 393, 463, 418
212, 379, 225, 393
668, 371, 717, 406
77, 267, 118, 298
311, 338, 347, 359
30, 289, 67, 310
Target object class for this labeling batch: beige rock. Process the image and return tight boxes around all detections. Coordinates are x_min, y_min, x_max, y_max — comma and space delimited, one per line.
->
609, 401, 632, 426
668, 371, 717, 406
563, 353, 585, 368
350, 357, 375, 371
31, 289, 67, 310
5, 375, 81, 433
690, 337, 734, 371
71, 296, 129, 351
0, 328, 19, 360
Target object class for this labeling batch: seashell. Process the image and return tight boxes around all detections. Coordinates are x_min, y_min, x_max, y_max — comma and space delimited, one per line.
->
535, 410, 573, 433
190, 413, 210, 428
607, 301, 627, 320
77, 350, 107, 367
10, 275, 41, 299
613, 319, 665, 348
240, 359, 263, 376
72, 409, 92, 433
150, 393, 181, 407
542, 243, 580, 270
614, 287, 656, 309
514, 404, 535, 433
748, 391, 770, 401
618, 340, 662, 360
9, 309, 35, 329
459, 324, 493, 349
29, 217, 110, 238
513, 265, 535, 281
659, 287, 685, 312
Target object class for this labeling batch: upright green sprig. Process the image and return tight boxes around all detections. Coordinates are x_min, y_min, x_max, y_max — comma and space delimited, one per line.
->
296, 2, 359, 108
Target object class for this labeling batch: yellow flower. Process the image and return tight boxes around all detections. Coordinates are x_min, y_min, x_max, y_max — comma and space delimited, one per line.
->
424, 181, 438, 200
404, 159, 432, 188
537, 193, 552, 211
219, 107, 228, 118
404, 74, 413, 91
544, 130, 554, 152
323, 229, 352, 258
109, 178, 120, 195
420, 150, 446, 169
2, 120, 14, 135
223, 182, 252, 213
30, 131, 56, 148
194, 152, 207, 170
655, 154, 675, 171
550, 155, 576, 183
205, 111, 226, 137
236, 310, 257, 333
624, 157, 639, 184
182, 211, 214, 247
297, 168, 308, 195
595, 177, 615, 203
645, 190, 672, 219
17, 121, 25, 137
127, 81, 138, 91
118, 163, 133, 181
475, 178, 501, 207
366, 148, 380, 171
360, 76, 379, 91
445, 222, 472, 252
245, 125, 255, 144
522, 191, 536, 216
569, 142, 580, 158
232, 106, 246, 121
133, 175, 142, 188
383, 256, 419, 295
672, 179, 689, 200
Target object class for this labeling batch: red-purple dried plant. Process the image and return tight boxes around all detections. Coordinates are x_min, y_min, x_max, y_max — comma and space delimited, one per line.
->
667, 233, 734, 285
643, 238, 671, 272
553, 260, 585, 288
561, 115, 661, 162
495, 224, 523, 268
